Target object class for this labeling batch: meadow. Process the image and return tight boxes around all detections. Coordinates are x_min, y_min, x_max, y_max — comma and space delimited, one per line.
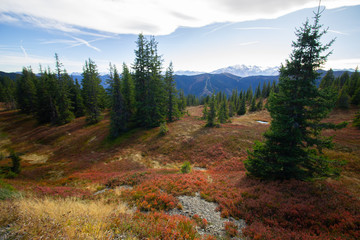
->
0, 106, 359, 239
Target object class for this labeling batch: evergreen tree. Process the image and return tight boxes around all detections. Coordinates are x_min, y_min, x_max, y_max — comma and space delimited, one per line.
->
133, 34, 166, 128
0, 76, 17, 110
121, 63, 135, 121
249, 97, 257, 112
256, 98, 263, 110
337, 89, 350, 109
245, 9, 344, 180
202, 103, 208, 120
245, 86, 253, 102
164, 62, 180, 122
56, 69, 74, 125
319, 68, 335, 89
109, 65, 127, 138
178, 90, 187, 113
17, 67, 37, 114
206, 92, 217, 127
353, 110, 360, 129
237, 97, 246, 116
351, 88, 360, 106
218, 100, 229, 123
255, 82, 261, 99
71, 79, 85, 117
35, 69, 58, 123
82, 58, 102, 124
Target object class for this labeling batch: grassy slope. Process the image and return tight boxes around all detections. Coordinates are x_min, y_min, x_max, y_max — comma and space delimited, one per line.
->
0, 106, 359, 239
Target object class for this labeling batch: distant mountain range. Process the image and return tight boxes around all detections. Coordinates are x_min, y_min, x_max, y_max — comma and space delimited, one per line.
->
174, 73, 278, 96
175, 64, 279, 77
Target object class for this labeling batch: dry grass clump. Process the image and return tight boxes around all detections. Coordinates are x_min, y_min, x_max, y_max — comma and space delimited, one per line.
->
0, 197, 130, 239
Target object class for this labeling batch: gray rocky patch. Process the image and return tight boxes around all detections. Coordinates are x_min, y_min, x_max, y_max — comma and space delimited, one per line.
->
169, 193, 246, 239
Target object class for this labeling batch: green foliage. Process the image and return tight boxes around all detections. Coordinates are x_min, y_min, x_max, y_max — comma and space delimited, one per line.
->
164, 62, 180, 122
121, 63, 135, 121
109, 65, 127, 139
246, 10, 343, 180
10, 150, 21, 174
319, 68, 335, 89
17, 67, 37, 114
159, 122, 169, 136
180, 161, 191, 174
0, 75, 17, 110
133, 34, 166, 128
249, 97, 257, 112
82, 58, 103, 124
206, 93, 218, 127
237, 97, 246, 116
353, 111, 360, 129
202, 103, 208, 120
0, 179, 18, 200
218, 100, 229, 123
337, 89, 350, 109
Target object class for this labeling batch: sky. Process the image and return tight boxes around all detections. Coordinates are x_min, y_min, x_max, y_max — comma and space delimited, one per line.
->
0, 0, 360, 74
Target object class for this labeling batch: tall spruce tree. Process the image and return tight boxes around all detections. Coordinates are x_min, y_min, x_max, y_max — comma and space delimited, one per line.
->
237, 97, 246, 116
109, 65, 127, 138
245, 8, 344, 180
164, 62, 180, 122
82, 58, 102, 124
206, 92, 217, 127
121, 63, 135, 121
17, 67, 37, 114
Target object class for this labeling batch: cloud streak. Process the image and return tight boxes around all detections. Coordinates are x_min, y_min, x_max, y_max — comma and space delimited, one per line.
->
1, 0, 359, 35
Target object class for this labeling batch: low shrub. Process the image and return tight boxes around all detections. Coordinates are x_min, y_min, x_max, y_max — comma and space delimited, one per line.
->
181, 161, 191, 174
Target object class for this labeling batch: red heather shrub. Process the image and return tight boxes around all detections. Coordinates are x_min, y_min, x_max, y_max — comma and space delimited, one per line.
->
234, 180, 360, 239
122, 185, 178, 211
112, 211, 200, 240
33, 186, 91, 198
106, 171, 151, 187
192, 214, 208, 229
209, 157, 246, 172
224, 221, 239, 238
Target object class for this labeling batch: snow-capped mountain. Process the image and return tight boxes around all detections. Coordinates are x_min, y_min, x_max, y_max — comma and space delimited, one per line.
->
211, 64, 279, 77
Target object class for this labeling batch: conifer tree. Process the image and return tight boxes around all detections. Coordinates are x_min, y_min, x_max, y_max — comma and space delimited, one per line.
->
255, 82, 261, 99
237, 97, 246, 116
337, 89, 350, 109
206, 92, 217, 127
245, 8, 344, 180
218, 100, 229, 123
249, 97, 257, 112
353, 110, 360, 129
17, 67, 37, 114
256, 98, 263, 110
55, 60, 74, 125
319, 68, 335, 89
82, 58, 102, 124
164, 62, 180, 122
202, 103, 208, 120
71, 79, 85, 117
121, 63, 135, 121
109, 65, 127, 138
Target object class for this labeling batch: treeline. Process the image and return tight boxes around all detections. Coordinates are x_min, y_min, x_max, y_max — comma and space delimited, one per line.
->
0, 34, 187, 138
201, 81, 278, 126
319, 68, 360, 108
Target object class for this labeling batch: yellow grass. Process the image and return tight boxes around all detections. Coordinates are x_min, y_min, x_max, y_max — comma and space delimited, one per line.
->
0, 197, 131, 239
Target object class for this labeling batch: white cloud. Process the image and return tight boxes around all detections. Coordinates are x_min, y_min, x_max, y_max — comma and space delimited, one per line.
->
328, 30, 348, 35
236, 27, 280, 31
1, 0, 360, 35
326, 58, 360, 69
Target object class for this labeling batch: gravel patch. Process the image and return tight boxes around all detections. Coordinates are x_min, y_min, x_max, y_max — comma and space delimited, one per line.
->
170, 193, 246, 238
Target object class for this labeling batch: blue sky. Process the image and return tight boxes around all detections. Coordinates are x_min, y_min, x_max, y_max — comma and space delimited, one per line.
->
0, 0, 359, 74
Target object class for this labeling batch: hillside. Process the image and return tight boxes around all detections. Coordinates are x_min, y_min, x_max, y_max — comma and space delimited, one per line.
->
0, 106, 359, 239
